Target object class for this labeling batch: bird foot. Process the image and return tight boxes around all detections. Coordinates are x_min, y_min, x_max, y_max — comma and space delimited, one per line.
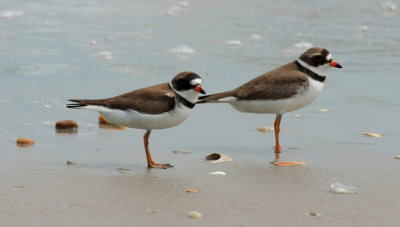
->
271, 161, 308, 166
148, 162, 173, 169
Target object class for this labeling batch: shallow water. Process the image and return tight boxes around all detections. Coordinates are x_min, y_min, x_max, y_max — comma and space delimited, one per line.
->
1, 0, 400, 226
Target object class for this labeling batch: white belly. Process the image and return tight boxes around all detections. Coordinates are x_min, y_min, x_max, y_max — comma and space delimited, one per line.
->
230, 78, 324, 114
84, 105, 192, 130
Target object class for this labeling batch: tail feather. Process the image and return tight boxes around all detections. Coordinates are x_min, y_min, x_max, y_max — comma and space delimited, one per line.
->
197, 91, 236, 104
66, 99, 88, 108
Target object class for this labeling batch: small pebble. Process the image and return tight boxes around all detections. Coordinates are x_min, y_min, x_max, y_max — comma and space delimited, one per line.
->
319, 108, 328, 113
171, 45, 196, 55
381, 2, 397, 12
186, 189, 198, 193
251, 34, 263, 41
89, 40, 97, 46
226, 40, 242, 46
0, 10, 24, 19
359, 25, 368, 32
16, 138, 34, 147
180, 1, 188, 7
99, 51, 113, 60
294, 114, 301, 118
188, 211, 203, 219
395, 155, 400, 159
104, 37, 113, 42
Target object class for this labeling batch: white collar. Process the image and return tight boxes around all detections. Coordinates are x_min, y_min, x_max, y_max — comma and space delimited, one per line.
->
296, 58, 326, 76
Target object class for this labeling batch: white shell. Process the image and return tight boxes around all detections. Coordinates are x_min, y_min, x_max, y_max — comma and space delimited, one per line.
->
208, 171, 226, 176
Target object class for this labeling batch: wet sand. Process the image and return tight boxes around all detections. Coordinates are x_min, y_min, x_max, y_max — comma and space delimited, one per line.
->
2, 139, 400, 226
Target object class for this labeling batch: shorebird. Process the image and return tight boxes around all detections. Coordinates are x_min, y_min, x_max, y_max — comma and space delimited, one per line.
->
198, 47, 342, 163
67, 72, 205, 168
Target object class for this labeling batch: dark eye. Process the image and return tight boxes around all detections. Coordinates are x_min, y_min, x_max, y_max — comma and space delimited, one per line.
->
313, 55, 325, 64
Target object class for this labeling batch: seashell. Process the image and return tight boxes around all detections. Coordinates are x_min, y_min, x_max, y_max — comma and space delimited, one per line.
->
330, 183, 358, 194
99, 51, 113, 60
362, 132, 382, 138
56, 120, 78, 128
170, 45, 196, 55
16, 138, 34, 147
89, 40, 97, 46
66, 160, 77, 165
251, 34, 263, 41
205, 153, 232, 163
226, 40, 242, 46
55, 120, 78, 133
208, 171, 226, 175
188, 211, 203, 219
308, 212, 322, 217
257, 126, 274, 133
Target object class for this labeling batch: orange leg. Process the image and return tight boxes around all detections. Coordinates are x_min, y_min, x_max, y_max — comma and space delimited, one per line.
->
143, 130, 173, 169
271, 114, 308, 166
274, 114, 282, 158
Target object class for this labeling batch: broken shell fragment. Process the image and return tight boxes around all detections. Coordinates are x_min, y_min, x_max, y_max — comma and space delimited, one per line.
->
272, 161, 307, 166
362, 132, 382, 138
55, 120, 78, 133
205, 153, 232, 163
16, 138, 34, 147
308, 212, 322, 217
208, 171, 226, 175
66, 160, 77, 165
186, 189, 198, 193
188, 211, 203, 219
173, 150, 191, 154
257, 126, 274, 133
330, 183, 358, 194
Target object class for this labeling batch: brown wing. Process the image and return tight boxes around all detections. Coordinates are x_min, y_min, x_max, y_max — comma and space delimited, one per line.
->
235, 62, 309, 100
68, 83, 176, 115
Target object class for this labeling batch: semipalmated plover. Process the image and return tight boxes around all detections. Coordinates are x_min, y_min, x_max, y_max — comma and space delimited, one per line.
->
67, 72, 205, 169
198, 47, 342, 163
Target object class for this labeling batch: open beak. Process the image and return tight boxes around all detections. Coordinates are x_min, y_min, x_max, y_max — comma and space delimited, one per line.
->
330, 60, 342, 68
195, 85, 206, 94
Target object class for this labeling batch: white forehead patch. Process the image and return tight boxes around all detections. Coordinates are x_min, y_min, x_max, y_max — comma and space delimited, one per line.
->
326, 53, 332, 61
190, 78, 202, 85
